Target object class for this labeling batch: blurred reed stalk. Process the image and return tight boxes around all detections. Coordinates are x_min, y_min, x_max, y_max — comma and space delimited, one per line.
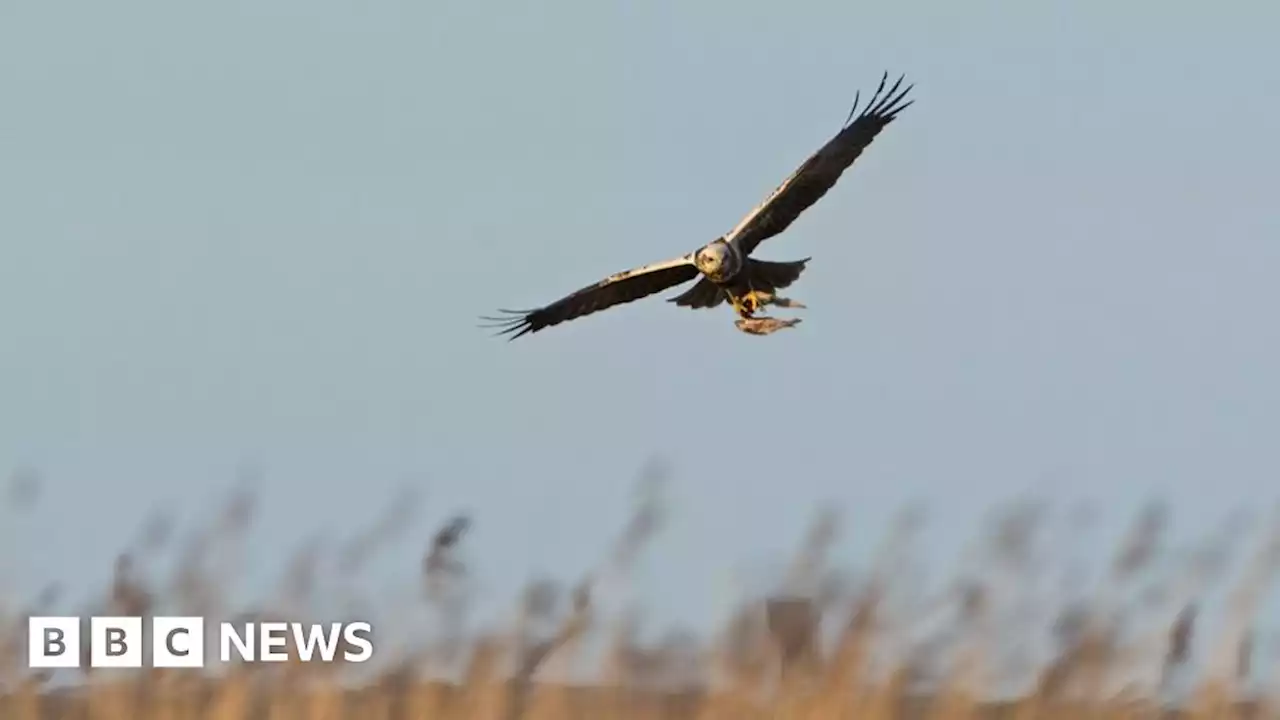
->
1, 465, 1277, 719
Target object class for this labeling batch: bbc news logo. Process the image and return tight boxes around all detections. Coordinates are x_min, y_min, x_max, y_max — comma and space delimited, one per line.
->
28, 616, 374, 668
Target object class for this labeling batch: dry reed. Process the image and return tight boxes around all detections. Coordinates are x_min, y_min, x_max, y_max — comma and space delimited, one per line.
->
2, 466, 1277, 719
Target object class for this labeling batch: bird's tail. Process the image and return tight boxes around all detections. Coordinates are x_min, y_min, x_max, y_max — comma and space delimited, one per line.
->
746, 257, 809, 292
668, 257, 810, 310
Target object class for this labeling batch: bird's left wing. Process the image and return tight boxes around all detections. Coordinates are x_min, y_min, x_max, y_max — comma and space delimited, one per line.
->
724, 72, 914, 257
483, 254, 700, 340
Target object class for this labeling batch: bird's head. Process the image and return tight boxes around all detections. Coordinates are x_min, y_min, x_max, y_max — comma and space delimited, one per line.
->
695, 240, 735, 277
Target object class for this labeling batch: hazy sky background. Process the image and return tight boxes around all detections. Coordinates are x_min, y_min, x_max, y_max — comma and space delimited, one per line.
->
2, 0, 1279, 649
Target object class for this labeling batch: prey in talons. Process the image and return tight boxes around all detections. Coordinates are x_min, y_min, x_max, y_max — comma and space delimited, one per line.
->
735, 316, 803, 335
733, 288, 807, 317
731, 289, 807, 336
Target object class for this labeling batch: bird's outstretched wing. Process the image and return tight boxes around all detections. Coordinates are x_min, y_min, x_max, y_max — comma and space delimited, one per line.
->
724, 72, 914, 256
482, 255, 700, 340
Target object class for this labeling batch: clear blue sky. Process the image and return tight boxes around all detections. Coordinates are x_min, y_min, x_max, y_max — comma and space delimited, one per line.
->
2, 0, 1278, 644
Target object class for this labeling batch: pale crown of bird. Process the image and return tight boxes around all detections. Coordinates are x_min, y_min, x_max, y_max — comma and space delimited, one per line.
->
694, 240, 740, 282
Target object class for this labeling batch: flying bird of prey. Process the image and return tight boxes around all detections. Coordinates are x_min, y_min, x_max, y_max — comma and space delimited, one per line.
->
483, 72, 914, 340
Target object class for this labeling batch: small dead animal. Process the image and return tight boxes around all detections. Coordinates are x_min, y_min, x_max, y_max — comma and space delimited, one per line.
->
735, 316, 802, 336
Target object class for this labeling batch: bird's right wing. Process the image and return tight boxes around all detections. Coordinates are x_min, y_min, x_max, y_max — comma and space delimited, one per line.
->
483, 254, 700, 340
724, 72, 914, 256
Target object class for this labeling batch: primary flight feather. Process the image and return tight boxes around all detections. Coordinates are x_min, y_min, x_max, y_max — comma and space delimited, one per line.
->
483, 71, 914, 340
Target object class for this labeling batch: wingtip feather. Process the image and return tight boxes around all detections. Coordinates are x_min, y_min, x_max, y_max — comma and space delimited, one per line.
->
844, 71, 915, 126
478, 308, 539, 340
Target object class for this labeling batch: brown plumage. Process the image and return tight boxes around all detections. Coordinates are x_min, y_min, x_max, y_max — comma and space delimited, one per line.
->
723, 72, 914, 258
483, 72, 913, 340
482, 258, 701, 340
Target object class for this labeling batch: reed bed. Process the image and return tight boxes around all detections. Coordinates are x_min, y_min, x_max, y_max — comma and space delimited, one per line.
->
3, 466, 1279, 719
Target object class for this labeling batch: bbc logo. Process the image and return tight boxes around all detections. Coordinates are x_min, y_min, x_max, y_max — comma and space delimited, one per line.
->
29, 616, 205, 669
29, 616, 374, 667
